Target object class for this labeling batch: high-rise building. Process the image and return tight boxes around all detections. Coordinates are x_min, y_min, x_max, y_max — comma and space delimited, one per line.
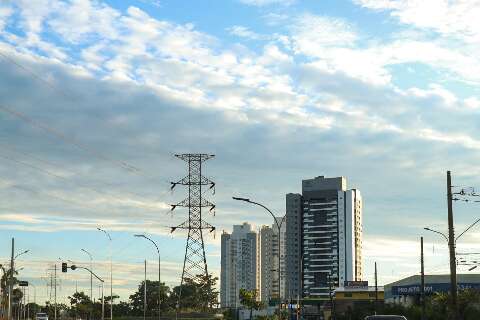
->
272, 217, 287, 300
283, 176, 363, 300
257, 225, 274, 302
256, 218, 287, 303
301, 176, 363, 298
220, 223, 257, 308
285, 193, 302, 299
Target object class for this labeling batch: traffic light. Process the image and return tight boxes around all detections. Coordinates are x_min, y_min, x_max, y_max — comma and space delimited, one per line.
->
61, 262, 67, 273
71, 265, 77, 270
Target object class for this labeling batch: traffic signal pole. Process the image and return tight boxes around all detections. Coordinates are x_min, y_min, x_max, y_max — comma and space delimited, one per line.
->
61, 263, 105, 320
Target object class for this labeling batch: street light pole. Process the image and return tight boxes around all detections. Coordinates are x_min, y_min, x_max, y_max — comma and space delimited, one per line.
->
81, 249, 94, 303
424, 208, 480, 320
81, 249, 94, 320
144, 260, 146, 320
134, 235, 161, 320
97, 228, 113, 320
10, 247, 30, 320
233, 197, 286, 319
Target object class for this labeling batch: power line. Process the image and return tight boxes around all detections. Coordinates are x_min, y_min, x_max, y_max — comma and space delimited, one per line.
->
0, 103, 144, 175
0, 151, 166, 211
0, 141, 171, 202
0, 50, 163, 181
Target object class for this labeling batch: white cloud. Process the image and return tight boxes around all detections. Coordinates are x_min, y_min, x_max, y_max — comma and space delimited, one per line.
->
0, 5, 13, 32
291, 13, 358, 52
355, 0, 480, 43
48, 0, 121, 43
238, 0, 295, 6
227, 25, 267, 40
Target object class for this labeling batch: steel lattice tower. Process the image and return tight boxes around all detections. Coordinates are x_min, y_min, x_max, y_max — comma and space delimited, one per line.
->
170, 153, 216, 294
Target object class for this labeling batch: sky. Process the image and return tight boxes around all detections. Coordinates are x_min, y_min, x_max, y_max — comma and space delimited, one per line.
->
2, 0, 480, 304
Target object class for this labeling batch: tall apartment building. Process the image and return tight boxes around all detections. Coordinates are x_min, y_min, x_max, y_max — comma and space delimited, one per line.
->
301, 176, 362, 298
220, 223, 257, 308
272, 217, 287, 300
257, 225, 274, 302
256, 218, 287, 303
285, 193, 302, 299
284, 176, 363, 300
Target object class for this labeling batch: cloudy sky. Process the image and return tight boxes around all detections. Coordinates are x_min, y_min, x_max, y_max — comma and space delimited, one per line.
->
2, 0, 480, 303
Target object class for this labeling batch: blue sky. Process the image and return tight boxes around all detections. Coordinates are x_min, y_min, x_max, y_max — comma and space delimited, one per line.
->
2, 0, 480, 303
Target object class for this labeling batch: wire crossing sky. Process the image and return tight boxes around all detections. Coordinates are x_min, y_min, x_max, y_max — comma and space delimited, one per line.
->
1, 0, 480, 302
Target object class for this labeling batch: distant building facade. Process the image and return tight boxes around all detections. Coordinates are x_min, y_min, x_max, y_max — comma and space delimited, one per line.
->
257, 225, 274, 302
283, 176, 363, 300
385, 274, 480, 306
285, 193, 302, 300
301, 176, 363, 298
221, 175, 363, 309
220, 223, 257, 308
256, 218, 287, 303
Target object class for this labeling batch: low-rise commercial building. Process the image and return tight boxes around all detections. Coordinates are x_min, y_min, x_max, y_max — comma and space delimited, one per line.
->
384, 274, 480, 306
334, 281, 384, 315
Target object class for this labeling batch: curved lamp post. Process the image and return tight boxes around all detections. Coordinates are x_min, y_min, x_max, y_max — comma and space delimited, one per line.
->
134, 234, 161, 320
233, 196, 286, 319
97, 228, 113, 320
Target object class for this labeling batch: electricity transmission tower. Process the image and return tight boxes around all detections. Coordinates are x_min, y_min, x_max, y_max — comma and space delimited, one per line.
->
170, 154, 215, 305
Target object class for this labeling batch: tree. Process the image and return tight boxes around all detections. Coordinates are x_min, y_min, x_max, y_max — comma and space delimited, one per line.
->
68, 291, 92, 319
169, 274, 219, 312
129, 280, 170, 316
239, 288, 264, 320
195, 274, 219, 310
1, 266, 20, 311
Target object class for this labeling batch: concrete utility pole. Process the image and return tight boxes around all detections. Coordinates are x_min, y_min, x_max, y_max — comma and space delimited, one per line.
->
375, 262, 378, 315
328, 273, 334, 320
447, 171, 458, 320
421, 237, 425, 320
9, 238, 14, 320
144, 260, 146, 320
54, 264, 57, 320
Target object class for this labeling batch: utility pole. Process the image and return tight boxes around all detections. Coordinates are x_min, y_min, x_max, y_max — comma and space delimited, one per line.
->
328, 274, 332, 320
144, 260, 146, 320
375, 262, 378, 315
447, 171, 458, 320
54, 264, 57, 320
297, 253, 303, 320
421, 237, 425, 320
8, 238, 14, 320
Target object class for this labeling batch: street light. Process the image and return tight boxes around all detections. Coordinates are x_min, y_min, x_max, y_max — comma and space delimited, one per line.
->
81, 249, 94, 320
425, 217, 480, 244
9, 250, 30, 320
233, 196, 286, 319
81, 249, 94, 306
425, 219, 480, 311
423, 227, 448, 242
134, 234, 162, 320
97, 227, 113, 320
15, 250, 29, 260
